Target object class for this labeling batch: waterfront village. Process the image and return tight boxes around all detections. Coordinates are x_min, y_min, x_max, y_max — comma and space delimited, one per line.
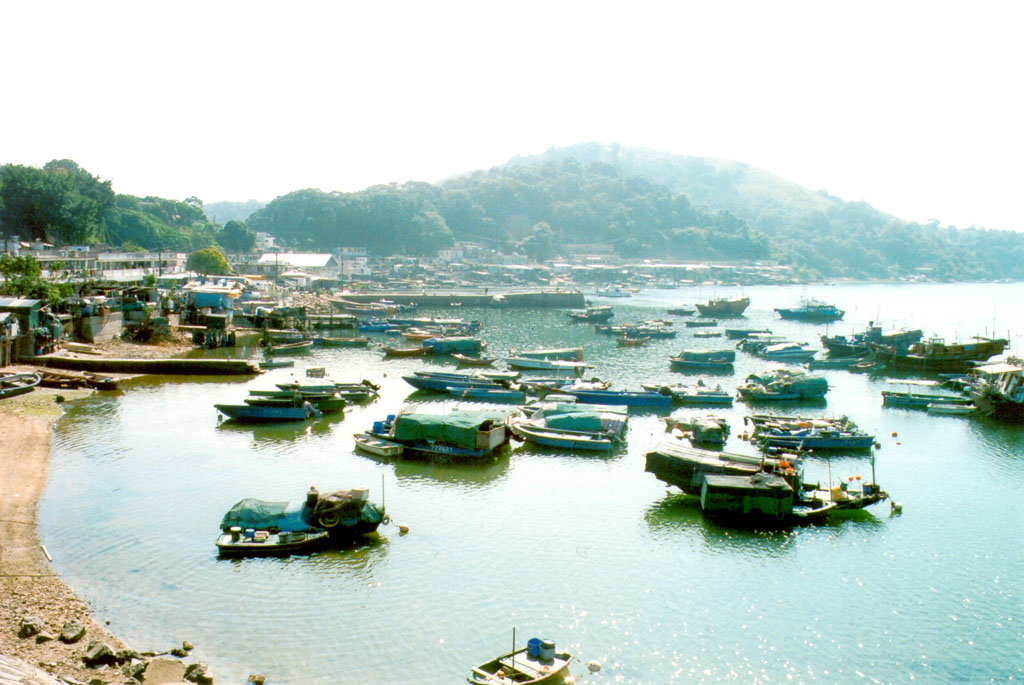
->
2, 236, 1022, 684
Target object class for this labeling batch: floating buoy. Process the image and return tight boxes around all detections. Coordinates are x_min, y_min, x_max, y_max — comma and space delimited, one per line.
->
891, 431, 898, 437
588, 661, 602, 673
398, 525, 410, 534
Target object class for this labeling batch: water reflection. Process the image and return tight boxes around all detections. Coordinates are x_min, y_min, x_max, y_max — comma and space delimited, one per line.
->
215, 415, 341, 443
218, 534, 390, 581
353, 447, 512, 489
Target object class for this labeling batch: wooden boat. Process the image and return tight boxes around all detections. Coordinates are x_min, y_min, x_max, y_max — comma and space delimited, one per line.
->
383, 345, 430, 358
684, 319, 718, 328
970, 359, 1024, 422
505, 357, 592, 373
353, 432, 404, 456
566, 305, 613, 322
514, 347, 585, 361
665, 415, 730, 446
669, 349, 736, 372
667, 306, 696, 316
927, 402, 976, 416
736, 370, 828, 402
39, 369, 90, 389
265, 340, 314, 355
641, 383, 733, 405
369, 409, 512, 461
451, 386, 527, 403
245, 394, 346, 413
510, 420, 616, 451
215, 402, 321, 423
0, 373, 41, 399
725, 328, 771, 340
468, 643, 574, 685
319, 336, 370, 347
617, 335, 650, 347
216, 528, 330, 556
821, 325, 923, 358
549, 387, 672, 408
259, 358, 295, 369
870, 336, 1009, 373
881, 380, 973, 409
453, 353, 496, 367
757, 342, 817, 363
692, 330, 723, 338
695, 296, 750, 318
644, 441, 802, 495
700, 472, 837, 525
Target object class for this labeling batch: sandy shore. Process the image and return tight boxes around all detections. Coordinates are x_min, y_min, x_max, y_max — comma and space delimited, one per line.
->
1, 335, 200, 682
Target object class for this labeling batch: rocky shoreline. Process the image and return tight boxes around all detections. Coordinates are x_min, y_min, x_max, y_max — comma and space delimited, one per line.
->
0, 344, 263, 685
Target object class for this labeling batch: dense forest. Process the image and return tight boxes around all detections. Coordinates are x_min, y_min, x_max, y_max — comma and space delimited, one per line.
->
3, 150, 1024, 281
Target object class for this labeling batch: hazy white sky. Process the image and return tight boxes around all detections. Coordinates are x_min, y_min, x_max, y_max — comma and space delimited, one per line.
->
3, 1, 1021, 231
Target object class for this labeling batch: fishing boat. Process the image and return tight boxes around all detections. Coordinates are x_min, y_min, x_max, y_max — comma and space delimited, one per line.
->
644, 440, 802, 495
353, 432, 404, 456
807, 355, 865, 370
403, 372, 511, 393
752, 422, 875, 450
871, 336, 1009, 373
566, 305, 613, 322
881, 380, 974, 410
596, 284, 632, 298
453, 353, 497, 367
820, 324, 923, 358
667, 305, 696, 316
508, 401, 628, 451
468, 639, 574, 685
774, 298, 845, 323
695, 296, 750, 318
319, 336, 371, 347
547, 387, 672, 408
700, 472, 837, 525
264, 340, 314, 355
422, 336, 486, 355
513, 347, 585, 361
692, 330, 722, 338
927, 402, 976, 416
669, 349, 736, 372
369, 409, 513, 461
665, 415, 730, 446
684, 319, 718, 328
244, 393, 346, 413
641, 382, 733, 405
450, 385, 527, 403
725, 328, 772, 340
505, 357, 592, 373
0, 372, 41, 399
969, 359, 1024, 422
383, 345, 430, 358
736, 369, 829, 402
617, 335, 650, 347
259, 358, 295, 369
215, 528, 330, 556
215, 402, 322, 423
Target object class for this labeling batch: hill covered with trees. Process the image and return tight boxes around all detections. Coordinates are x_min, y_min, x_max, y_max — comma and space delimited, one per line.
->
5, 150, 1024, 282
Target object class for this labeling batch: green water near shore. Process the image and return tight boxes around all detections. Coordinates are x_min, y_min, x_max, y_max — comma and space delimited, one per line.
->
40, 283, 1024, 683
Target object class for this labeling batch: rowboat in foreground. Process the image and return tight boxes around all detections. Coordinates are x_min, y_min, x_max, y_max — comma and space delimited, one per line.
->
265, 340, 314, 355
353, 432, 404, 456
215, 402, 322, 423
0, 373, 41, 399
468, 640, 574, 685
453, 353, 497, 367
216, 528, 330, 556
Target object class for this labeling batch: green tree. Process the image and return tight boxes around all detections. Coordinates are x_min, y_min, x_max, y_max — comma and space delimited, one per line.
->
0, 254, 72, 306
0, 161, 114, 244
217, 220, 256, 253
187, 247, 232, 275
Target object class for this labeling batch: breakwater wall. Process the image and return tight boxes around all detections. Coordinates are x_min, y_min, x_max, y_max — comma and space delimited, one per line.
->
336, 290, 586, 308
26, 355, 259, 376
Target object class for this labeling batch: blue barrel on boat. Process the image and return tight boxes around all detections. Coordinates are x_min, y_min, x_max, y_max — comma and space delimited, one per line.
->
372, 421, 386, 434
386, 414, 396, 423
527, 638, 542, 658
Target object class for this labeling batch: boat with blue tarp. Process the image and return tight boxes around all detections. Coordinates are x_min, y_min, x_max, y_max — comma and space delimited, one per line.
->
368, 409, 514, 461
775, 298, 845, 323
508, 401, 628, 451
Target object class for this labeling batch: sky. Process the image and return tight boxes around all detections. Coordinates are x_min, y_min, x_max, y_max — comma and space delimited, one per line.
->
3, 1, 1022, 231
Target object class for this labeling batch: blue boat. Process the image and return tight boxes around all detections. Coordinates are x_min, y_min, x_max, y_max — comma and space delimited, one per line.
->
549, 388, 673, 408
215, 402, 322, 423
403, 373, 511, 393
422, 336, 485, 355
448, 386, 527, 403
774, 297, 845, 323
508, 401, 629, 451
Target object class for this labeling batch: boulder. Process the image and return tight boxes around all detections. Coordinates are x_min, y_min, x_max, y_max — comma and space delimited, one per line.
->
82, 640, 118, 667
35, 630, 56, 643
141, 657, 186, 684
60, 618, 87, 643
247, 675, 267, 684
183, 662, 213, 684
17, 615, 45, 638
124, 661, 148, 681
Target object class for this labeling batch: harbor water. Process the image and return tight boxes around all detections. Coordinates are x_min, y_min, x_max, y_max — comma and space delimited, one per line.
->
39, 283, 1024, 683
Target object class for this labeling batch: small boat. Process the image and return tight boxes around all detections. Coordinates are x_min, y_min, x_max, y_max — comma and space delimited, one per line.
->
453, 353, 497, 367
642, 382, 733, 405
450, 386, 527, 403
259, 358, 295, 369
775, 298, 845, 323
369, 409, 513, 461
692, 330, 723, 338
215, 528, 330, 556
508, 401, 628, 451
265, 340, 314, 355
468, 640, 574, 685
927, 402, 976, 416
596, 284, 633, 297
550, 387, 673, 408
684, 319, 718, 328
513, 347, 585, 361
669, 349, 736, 372
881, 380, 974, 410
725, 328, 772, 340
970, 359, 1024, 422
0, 372, 41, 399
383, 345, 430, 358
695, 296, 750, 318
566, 305, 613, 322
245, 394, 346, 413
319, 336, 371, 347
39, 368, 114, 390
617, 335, 650, 347
737, 369, 829, 402
665, 415, 730, 446
353, 432, 404, 456
510, 421, 617, 451
215, 402, 321, 423
667, 306, 696, 316
422, 336, 486, 355
505, 357, 593, 373
757, 342, 818, 363
700, 472, 837, 525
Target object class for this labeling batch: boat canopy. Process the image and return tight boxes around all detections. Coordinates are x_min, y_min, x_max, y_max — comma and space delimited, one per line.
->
393, 410, 511, 448
973, 362, 1023, 375
219, 498, 311, 532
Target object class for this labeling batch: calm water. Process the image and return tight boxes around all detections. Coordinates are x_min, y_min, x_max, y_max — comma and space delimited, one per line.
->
40, 283, 1024, 684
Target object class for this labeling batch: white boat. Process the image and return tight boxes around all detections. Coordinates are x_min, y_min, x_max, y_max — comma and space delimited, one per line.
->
926, 403, 976, 416
353, 432, 404, 456
505, 357, 593, 372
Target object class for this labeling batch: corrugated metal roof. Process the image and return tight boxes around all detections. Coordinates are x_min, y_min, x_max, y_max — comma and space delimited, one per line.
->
257, 253, 334, 268
974, 362, 1023, 375
0, 297, 43, 308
